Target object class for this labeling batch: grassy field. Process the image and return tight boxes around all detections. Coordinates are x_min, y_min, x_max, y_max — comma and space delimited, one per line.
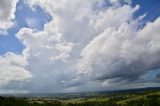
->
24, 90, 160, 106
0, 88, 160, 106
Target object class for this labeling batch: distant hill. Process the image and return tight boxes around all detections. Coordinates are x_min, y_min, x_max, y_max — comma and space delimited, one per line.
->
1, 87, 160, 99
0, 87, 160, 106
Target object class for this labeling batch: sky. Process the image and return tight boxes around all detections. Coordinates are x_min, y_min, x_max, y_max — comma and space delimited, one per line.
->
0, 0, 160, 94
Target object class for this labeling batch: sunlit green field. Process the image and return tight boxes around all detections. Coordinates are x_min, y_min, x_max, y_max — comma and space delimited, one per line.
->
0, 89, 160, 106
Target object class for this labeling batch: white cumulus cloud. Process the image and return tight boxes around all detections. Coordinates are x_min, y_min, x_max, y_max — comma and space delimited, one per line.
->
0, 0, 19, 34
0, 52, 32, 87
1, 0, 160, 92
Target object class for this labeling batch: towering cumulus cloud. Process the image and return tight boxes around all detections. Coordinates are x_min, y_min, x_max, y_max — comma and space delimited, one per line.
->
0, 0, 160, 93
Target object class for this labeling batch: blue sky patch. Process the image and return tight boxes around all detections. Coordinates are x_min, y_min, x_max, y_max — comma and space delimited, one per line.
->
0, 0, 52, 55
